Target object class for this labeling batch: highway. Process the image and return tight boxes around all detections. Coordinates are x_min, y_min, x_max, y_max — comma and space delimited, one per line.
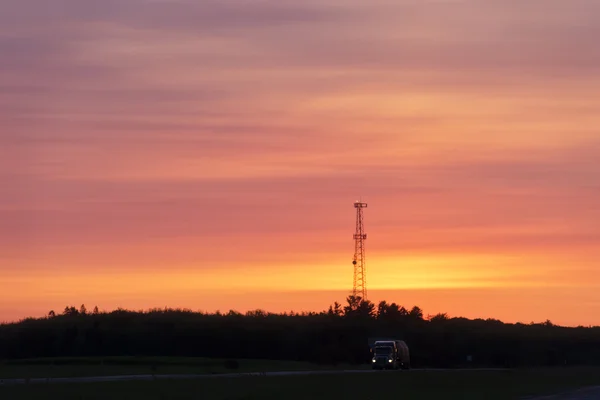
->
0, 368, 508, 386
523, 386, 600, 400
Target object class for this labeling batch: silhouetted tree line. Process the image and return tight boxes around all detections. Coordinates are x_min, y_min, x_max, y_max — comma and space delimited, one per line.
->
1, 296, 600, 368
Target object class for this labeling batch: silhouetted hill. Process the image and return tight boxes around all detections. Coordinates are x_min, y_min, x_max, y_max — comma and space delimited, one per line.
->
1, 297, 599, 367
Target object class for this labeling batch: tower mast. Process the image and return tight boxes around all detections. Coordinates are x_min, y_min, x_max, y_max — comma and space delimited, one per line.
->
352, 200, 368, 300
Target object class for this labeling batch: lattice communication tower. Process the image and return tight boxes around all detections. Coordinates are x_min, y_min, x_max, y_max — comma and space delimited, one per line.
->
352, 201, 368, 300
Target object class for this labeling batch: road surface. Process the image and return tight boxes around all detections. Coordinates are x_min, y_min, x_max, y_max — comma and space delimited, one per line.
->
524, 386, 600, 400
0, 368, 507, 386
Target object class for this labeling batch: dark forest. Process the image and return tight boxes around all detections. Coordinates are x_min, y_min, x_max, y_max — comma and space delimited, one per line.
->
2, 296, 599, 368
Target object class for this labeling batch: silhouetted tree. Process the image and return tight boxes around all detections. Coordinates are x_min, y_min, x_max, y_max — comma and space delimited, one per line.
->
344, 295, 375, 318
377, 301, 407, 321
409, 306, 424, 320
377, 300, 389, 318
388, 303, 407, 317
344, 295, 363, 314
332, 301, 343, 316
429, 312, 449, 322
63, 306, 78, 316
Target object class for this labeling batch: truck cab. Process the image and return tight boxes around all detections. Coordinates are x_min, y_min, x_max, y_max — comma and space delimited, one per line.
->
371, 344, 398, 370
370, 339, 411, 370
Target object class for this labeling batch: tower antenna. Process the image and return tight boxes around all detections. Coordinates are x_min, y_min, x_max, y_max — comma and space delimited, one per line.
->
352, 200, 368, 300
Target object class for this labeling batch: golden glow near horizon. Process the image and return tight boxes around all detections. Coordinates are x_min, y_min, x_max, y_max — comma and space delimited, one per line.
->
1, 0, 599, 326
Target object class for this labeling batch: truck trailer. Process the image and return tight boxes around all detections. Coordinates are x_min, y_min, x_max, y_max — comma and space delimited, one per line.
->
370, 339, 410, 370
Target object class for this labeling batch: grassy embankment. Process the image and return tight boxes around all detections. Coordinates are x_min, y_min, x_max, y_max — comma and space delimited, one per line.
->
2, 364, 600, 400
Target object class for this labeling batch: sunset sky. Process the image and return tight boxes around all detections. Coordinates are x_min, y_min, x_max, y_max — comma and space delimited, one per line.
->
1, 0, 599, 326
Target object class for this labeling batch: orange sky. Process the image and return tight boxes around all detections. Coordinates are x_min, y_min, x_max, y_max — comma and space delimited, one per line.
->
1, 0, 599, 326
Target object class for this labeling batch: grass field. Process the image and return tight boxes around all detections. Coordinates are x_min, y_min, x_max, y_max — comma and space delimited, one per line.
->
2, 366, 600, 400
0, 356, 365, 379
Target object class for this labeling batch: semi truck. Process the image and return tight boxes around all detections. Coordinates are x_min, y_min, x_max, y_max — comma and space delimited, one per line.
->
370, 339, 410, 370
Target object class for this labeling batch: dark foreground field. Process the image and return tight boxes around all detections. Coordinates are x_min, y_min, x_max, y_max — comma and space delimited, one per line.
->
2, 366, 600, 400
